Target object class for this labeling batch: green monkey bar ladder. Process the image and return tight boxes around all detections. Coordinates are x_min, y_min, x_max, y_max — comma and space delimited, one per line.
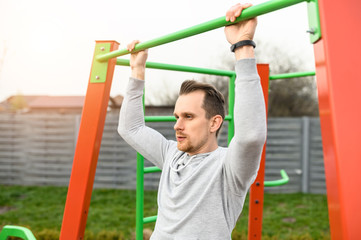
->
112, 0, 318, 239
102, 0, 319, 238
117, 58, 317, 239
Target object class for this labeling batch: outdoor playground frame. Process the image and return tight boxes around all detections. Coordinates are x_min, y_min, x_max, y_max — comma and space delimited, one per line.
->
52, 0, 361, 239
1, 0, 360, 239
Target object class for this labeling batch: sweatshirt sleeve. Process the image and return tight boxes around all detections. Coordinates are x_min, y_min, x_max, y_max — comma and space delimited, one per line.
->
117, 77, 172, 169
223, 58, 267, 195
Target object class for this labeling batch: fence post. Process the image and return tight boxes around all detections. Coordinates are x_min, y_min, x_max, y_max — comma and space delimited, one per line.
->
301, 117, 310, 193
74, 114, 81, 150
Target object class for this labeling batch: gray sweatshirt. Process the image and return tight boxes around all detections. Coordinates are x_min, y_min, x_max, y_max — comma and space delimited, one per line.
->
118, 58, 266, 240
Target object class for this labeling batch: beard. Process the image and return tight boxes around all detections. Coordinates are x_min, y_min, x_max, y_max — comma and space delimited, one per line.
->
177, 140, 192, 153
176, 132, 208, 155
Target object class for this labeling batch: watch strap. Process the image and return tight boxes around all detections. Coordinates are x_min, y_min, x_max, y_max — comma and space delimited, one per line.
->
230, 40, 256, 52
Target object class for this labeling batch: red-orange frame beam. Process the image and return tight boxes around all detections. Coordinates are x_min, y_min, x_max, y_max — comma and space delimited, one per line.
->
314, 1, 361, 239
59, 41, 119, 240
248, 64, 269, 240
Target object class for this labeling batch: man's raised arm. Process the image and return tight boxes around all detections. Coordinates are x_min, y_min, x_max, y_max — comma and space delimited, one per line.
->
223, 3, 267, 194
117, 41, 171, 169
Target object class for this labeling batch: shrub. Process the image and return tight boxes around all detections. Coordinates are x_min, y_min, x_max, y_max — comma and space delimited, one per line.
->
231, 230, 247, 240
36, 229, 59, 240
95, 230, 124, 240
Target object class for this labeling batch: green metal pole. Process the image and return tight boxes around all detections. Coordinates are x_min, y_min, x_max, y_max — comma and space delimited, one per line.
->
136, 89, 147, 240
269, 71, 315, 80
143, 215, 158, 224
144, 116, 176, 122
143, 115, 232, 122
228, 74, 236, 144
264, 170, 289, 186
136, 153, 144, 240
144, 166, 161, 174
117, 59, 235, 77
0, 225, 37, 240
97, 0, 306, 62
118, 58, 315, 81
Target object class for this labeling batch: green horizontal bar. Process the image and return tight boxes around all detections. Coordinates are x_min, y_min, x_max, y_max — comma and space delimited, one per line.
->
143, 167, 288, 186
142, 169, 288, 225
144, 116, 175, 122
143, 215, 157, 224
144, 166, 161, 174
224, 115, 232, 121
119, 58, 315, 82
264, 169, 289, 187
97, 0, 306, 62
269, 71, 315, 80
117, 59, 235, 77
144, 115, 232, 122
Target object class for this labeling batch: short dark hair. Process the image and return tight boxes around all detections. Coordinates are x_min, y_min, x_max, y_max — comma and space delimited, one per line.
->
179, 80, 225, 137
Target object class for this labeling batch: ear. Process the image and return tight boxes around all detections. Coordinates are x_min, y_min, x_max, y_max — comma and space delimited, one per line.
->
209, 115, 223, 134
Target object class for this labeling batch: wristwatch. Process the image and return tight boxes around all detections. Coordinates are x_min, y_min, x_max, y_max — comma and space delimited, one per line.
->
230, 40, 256, 52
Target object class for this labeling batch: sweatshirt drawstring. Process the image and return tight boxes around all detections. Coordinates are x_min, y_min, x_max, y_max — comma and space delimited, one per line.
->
170, 153, 196, 172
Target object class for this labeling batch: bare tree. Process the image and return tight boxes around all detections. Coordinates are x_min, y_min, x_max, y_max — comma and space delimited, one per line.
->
256, 41, 318, 117
200, 41, 319, 117
9, 94, 28, 112
154, 75, 230, 111
150, 78, 180, 106
149, 41, 319, 117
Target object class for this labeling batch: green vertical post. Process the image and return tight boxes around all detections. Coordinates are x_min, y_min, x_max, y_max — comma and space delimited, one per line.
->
136, 153, 144, 240
228, 74, 236, 144
136, 90, 146, 240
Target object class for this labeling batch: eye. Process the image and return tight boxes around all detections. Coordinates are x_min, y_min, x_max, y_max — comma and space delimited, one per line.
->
174, 115, 179, 119
186, 114, 193, 119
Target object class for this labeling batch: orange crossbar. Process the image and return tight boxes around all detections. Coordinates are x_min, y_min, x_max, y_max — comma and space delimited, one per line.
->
59, 41, 119, 240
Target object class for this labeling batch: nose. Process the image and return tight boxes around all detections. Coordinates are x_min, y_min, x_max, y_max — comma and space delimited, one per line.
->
174, 118, 184, 131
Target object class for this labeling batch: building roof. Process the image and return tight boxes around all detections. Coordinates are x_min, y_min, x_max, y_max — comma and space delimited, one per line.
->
28, 96, 85, 109
0, 94, 172, 113
109, 95, 124, 108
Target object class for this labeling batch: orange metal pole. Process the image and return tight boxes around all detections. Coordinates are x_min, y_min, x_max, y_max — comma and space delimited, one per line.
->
59, 41, 119, 240
248, 64, 269, 240
314, 1, 361, 239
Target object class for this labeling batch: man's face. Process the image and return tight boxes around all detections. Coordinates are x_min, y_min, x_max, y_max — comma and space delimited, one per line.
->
173, 91, 213, 155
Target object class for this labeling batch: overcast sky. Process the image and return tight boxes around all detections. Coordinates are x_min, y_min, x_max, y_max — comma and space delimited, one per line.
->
0, 0, 315, 105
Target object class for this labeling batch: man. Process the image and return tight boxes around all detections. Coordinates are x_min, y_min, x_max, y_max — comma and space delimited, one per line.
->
118, 3, 266, 239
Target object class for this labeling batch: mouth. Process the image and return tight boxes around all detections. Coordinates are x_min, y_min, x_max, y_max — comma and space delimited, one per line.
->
176, 135, 186, 142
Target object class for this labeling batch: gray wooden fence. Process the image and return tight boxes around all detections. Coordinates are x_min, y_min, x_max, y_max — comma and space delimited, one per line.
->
0, 113, 325, 194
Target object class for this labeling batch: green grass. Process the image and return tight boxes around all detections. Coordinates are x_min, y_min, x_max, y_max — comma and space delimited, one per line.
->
233, 193, 330, 239
0, 185, 330, 239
